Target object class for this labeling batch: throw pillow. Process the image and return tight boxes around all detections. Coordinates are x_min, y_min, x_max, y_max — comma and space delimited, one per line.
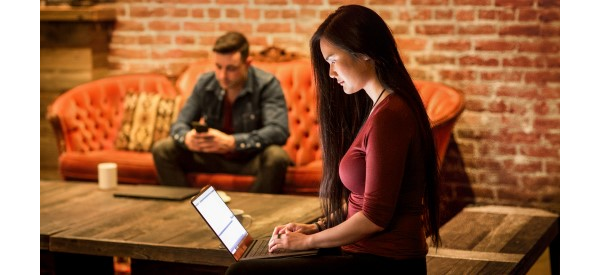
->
115, 91, 182, 152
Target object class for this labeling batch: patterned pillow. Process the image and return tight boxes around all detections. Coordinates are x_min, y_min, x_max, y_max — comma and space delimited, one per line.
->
115, 92, 182, 152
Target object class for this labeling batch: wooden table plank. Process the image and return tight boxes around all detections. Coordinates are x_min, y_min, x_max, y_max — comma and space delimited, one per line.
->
426, 205, 559, 275
41, 181, 321, 267
41, 181, 152, 250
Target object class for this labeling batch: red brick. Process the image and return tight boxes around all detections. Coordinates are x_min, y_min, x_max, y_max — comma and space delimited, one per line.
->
208, 8, 221, 18
148, 21, 180, 31
183, 22, 216, 32
151, 49, 205, 59
541, 26, 560, 37
480, 71, 522, 82
244, 8, 260, 19
391, 25, 410, 35
116, 20, 145, 31
256, 0, 288, 4
415, 25, 455, 35
218, 23, 252, 33
462, 84, 491, 96
498, 10, 516, 20
409, 9, 432, 20
478, 9, 495, 19
518, 8, 538, 21
524, 71, 559, 84
292, 0, 325, 4
545, 133, 559, 145
257, 23, 292, 33
540, 87, 560, 99
434, 40, 471, 51
497, 187, 539, 203
226, 9, 241, 18
415, 55, 455, 65
520, 146, 559, 158
457, 25, 496, 35
475, 40, 516, 51
464, 98, 486, 112
487, 99, 507, 113
190, 9, 204, 18
459, 56, 499, 66
456, 10, 475, 21
539, 0, 560, 7
502, 56, 545, 67
534, 118, 559, 130
411, 0, 448, 4
329, 0, 366, 5
265, 10, 280, 19
111, 34, 137, 45
455, 0, 491, 5
522, 175, 559, 189
546, 162, 560, 174
435, 10, 453, 20
533, 101, 550, 115
495, 0, 534, 7
111, 48, 148, 59
540, 9, 560, 22
216, 0, 246, 3
283, 10, 298, 18
497, 86, 537, 98
518, 41, 560, 53
369, 0, 406, 6
499, 25, 540, 36
440, 70, 476, 81
504, 159, 543, 173
498, 144, 517, 155
398, 38, 427, 51
175, 35, 196, 45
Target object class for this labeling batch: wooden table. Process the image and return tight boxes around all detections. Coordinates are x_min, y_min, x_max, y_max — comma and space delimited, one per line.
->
426, 205, 559, 274
40, 180, 321, 273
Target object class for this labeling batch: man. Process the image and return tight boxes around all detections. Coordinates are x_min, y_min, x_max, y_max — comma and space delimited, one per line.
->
152, 32, 291, 193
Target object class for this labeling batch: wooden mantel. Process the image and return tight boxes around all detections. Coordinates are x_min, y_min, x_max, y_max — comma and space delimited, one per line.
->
40, 4, 117, 22
40, 3, 117, 91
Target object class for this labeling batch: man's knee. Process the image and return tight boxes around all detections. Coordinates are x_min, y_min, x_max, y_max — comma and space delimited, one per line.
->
261, 145, 290, 167
151, 138, 177, 158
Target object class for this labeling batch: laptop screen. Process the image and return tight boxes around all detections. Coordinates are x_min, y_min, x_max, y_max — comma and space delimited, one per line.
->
191, 186, 248, 254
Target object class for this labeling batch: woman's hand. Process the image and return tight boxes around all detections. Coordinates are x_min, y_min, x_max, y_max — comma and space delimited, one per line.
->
268, 223, 317, 252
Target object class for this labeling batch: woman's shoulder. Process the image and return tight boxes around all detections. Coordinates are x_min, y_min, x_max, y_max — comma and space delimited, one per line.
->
368, 93, 416, 131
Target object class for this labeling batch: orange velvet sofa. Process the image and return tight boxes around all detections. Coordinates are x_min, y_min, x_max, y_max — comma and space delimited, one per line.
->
47, 58, 464, 195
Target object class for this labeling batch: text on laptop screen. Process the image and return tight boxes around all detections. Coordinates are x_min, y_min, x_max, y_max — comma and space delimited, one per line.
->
191, 186, 247, 253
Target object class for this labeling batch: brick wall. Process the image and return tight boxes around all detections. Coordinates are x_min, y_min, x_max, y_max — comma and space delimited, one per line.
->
110, 0, 560, 212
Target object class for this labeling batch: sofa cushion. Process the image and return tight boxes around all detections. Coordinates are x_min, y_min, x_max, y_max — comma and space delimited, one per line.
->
59, 150, 159, 185
115, 92, 182, 152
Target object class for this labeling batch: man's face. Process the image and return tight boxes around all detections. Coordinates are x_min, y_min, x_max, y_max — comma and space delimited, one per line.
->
214, 51, 249, 92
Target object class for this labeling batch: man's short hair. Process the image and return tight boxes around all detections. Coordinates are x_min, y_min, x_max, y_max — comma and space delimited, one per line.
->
213, 32, 250, 61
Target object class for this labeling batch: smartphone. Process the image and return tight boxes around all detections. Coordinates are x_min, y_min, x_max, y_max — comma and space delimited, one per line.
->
192, 122, 209, 133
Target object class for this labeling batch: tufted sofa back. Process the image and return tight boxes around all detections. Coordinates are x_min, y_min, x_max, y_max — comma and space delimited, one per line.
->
176, 59, 321, 167
47, 60, 463, 190
48, 74, 178, 154
414, 80, 465, 163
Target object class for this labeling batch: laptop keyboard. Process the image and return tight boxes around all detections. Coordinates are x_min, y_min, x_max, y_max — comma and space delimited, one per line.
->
246, 239, 271, 257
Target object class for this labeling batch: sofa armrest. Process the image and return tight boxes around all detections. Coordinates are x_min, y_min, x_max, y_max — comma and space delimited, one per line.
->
46, 73, 179, 154
46, 109, 67, 155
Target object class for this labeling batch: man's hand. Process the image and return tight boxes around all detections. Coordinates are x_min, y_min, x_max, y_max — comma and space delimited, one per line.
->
184, 128, 235, 154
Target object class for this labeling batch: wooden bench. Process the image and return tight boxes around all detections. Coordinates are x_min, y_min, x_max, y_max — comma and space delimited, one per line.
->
427, 205, 559, 274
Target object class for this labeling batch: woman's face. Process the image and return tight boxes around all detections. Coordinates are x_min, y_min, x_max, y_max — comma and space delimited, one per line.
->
320, 38, 373, 95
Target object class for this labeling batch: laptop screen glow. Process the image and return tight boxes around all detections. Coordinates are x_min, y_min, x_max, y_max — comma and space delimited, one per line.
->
191, 186, 248, 254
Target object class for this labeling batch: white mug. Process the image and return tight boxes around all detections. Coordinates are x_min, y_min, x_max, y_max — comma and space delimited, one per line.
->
231, 209, 252, 228
98, 162, 118, 190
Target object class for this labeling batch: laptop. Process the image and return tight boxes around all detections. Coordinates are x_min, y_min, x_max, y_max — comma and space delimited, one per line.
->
114, 185, 200, 201
190, 185, 319, 261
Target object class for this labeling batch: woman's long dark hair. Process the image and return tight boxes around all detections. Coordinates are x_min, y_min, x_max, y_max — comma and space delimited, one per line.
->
310, 5, 441, 247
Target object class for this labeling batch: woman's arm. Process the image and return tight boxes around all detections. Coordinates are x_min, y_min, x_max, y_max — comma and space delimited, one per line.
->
307, 211, 383, 248
269, 211, 383, 252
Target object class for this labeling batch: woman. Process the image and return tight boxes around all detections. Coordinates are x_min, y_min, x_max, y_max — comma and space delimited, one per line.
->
226, 5, 441, 274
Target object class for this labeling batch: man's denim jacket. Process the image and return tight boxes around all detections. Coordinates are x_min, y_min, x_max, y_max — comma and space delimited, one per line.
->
170, 66, 290, 155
